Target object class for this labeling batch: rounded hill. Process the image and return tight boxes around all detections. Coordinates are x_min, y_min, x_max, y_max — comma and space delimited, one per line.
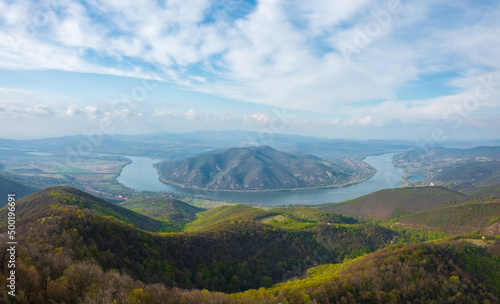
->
155, 145, 352, 191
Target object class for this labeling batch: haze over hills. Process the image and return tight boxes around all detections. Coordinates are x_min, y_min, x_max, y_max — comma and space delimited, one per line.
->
0, 187, 398, 295
393, 146, 500, 192
0, 130, 419, 160
155, 145, 362, 191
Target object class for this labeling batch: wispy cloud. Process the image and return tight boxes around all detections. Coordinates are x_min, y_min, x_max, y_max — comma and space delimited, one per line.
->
1, 1, 498, 109
0, 0, 499, 139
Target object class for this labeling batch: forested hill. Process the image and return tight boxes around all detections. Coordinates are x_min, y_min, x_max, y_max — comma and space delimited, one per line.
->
0, 174, 36, 207
0, 186, 177, 232
0, 186, 396, 296
155, 145, 354, 191
119, 197, 204, 228
1, 186, 499, 303
319, 186, 468, 220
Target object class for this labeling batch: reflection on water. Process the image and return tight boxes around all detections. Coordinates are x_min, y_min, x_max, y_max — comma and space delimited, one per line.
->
117, 153, 405, 206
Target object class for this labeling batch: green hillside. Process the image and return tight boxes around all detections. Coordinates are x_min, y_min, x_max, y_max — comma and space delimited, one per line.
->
435, 161, 500, 191
0, 186, 176, 232
392, 200, 500, 235
236, 241, 500, 303
0, 187, 397, 295
1, 186, 500, 303
319, 186, 468, 220
0, 174, 37, 206
155, 145, 356, 191
466, 183, 500, 199
184, 204, 272, 231
270, 207, 358, 225
120, 197, 204, 227
185, 205, 360, 232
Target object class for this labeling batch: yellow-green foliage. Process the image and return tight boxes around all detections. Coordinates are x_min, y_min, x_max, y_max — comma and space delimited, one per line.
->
185, 204, 272, 231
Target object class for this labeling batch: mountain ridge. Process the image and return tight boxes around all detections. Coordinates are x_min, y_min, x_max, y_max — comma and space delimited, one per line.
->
155, 145, 355, 191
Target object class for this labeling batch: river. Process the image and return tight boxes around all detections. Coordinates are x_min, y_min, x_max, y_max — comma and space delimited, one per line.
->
117, 153, 405, 206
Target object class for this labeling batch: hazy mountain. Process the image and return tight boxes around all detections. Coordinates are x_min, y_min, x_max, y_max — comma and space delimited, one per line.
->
0, 131, 415, 160
155, 145, 352, 191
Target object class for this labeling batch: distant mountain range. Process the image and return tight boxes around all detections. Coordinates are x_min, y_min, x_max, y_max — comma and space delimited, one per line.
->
155, 145, 354, 191
0, 130, 419, 160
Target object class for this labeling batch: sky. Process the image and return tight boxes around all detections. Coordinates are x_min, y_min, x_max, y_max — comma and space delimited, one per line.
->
0, 0, 499, 141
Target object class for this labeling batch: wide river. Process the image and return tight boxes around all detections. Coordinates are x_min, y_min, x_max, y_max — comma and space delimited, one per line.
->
117, 153, 405, 206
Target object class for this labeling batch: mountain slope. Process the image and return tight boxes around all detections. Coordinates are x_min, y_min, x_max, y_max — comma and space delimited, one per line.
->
392, 200, 500, 235
0, 187, 397, 294
1, 187, 500, 303
0, 174, 37, 206
237, 241, 500, 303
155, 145, 352, 191
120, 197, 204, 227
0, 186, 176, 232
319, 186, 468, 220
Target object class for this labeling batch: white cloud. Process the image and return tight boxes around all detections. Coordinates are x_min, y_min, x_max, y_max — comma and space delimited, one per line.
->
0, 87, 32, 98
185, 108, 196, 120
66, 104, 100, 119
0, 0, 499, 121
243, 113, 271, 123
12, 104, 53, 116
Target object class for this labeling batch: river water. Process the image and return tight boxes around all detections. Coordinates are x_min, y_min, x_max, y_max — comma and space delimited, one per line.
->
117, 153, 405, 206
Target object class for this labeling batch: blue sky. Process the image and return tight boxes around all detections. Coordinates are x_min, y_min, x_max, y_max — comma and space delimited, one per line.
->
0, 0, 499, 140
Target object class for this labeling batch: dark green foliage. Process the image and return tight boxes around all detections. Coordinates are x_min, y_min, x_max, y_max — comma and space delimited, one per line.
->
14, 206, 394, 293
237, 241, 500, 303
1, 186, 500, 303
0, 187, 396, 296
320, 186, 468, 220
156, 145, 353, 191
